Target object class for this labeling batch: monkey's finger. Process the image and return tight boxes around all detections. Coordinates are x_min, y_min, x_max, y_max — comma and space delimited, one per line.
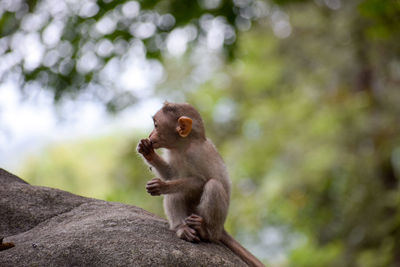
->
137, 144, 144, 153
137, 144, 150, 156
146, 179, 161, 186
147, 178, 161, 183
187, 218, 202, 224
146, 185, 159, 191
147, 188, 161, 195
190, 214, 203, 220
146, 181, 163, 187
146, 186, 160, 192
140, 143, 151, 154
187, 227, 196, 235
187, 215, 203, 223
185, 230, 200, 243
144, 139, 153, 149
143, 138, 151, 147
186, 220, 201, 227
140, 139, 152, 153
139, 139, 147, 147
146, 187, 161, 193
188, 214, 203, 221
146, 181, 161, 187
142, 139, 153, 151
184, 230, 195, 241
183, 232, 191, 241
186, 216, 201, 223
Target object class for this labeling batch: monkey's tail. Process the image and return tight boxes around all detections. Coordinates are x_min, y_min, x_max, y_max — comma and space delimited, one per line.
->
220, 229, 265, 267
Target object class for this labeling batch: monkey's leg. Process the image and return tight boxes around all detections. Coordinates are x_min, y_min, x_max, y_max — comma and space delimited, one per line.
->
164, 194, 200, 242
187, 179, 229, 241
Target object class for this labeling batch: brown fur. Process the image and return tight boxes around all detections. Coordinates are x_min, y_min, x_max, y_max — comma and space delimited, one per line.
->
137, 102, 265, 267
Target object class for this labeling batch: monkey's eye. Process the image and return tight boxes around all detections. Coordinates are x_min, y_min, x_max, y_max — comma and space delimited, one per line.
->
154, 123, 158, 128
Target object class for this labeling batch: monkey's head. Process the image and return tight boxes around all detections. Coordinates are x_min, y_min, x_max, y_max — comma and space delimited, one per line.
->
149, 102, 206, 149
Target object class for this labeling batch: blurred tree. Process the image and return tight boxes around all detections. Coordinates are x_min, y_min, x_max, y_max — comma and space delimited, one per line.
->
180, 1, 400, 266
0, 0, 245, 111
2, 0, 397, 112
11, 0, 400, 266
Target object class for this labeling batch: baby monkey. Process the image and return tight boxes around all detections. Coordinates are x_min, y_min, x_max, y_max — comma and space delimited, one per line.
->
137, 102, 264, 267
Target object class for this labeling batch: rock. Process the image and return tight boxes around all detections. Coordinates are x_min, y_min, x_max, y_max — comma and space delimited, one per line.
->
0, 169, 246, 266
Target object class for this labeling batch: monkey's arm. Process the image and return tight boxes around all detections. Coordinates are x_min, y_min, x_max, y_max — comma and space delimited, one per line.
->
146, 177, 204, 196
137, 139, 175, 180
148, 154, 175, 180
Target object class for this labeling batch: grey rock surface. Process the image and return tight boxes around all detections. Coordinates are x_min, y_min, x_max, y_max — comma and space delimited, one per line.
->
0, 168, 246, 266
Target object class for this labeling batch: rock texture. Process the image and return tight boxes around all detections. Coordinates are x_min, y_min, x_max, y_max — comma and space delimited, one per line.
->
0, 168, 246, 266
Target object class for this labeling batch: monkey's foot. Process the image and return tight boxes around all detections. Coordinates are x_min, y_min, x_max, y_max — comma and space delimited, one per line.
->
176, 224, 200, 243
185, 214, 207, 239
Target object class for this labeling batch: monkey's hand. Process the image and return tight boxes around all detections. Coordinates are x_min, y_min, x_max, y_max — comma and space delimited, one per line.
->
146, 178, 167, 196
137, 138, 156, 161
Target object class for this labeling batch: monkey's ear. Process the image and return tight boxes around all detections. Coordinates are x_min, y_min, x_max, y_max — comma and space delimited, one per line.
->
177, 116, 193, 137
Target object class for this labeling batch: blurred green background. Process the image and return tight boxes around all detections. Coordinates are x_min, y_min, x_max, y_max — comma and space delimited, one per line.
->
1, 0, 400, 266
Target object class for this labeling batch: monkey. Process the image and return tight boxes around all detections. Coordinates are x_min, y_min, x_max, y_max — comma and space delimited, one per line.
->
137, 102, 265, 267
0, 237, 14, 251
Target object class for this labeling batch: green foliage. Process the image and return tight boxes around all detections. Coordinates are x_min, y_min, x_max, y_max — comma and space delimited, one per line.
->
11, 0, 400, 266
1, 0, 399, 110
186, 2, 400, 264
290, 240, 342, 267
0, 0, 241, 107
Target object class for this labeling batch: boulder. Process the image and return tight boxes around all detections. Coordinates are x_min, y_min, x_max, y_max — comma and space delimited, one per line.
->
0, 169, 246, 266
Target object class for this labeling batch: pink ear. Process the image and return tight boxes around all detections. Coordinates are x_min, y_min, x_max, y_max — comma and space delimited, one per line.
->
177, 116, 193, 137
